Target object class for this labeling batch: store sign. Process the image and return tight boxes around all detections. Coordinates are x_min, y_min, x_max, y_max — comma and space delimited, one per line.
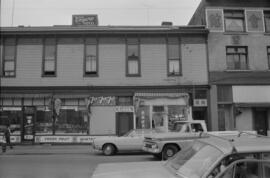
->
115, 106, 134, 112
72, 15, 98, 26
87, 96, 116, 106
35, 136, 95, 143
2, 107, 22, 111
193, 99, 207, 107
0, 136, 21, 143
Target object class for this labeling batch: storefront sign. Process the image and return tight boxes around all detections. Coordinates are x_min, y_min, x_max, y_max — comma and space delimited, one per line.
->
115, 106, 134, 112
35, 136, 95, 143
72, 15, 98, 26
0, 135, 21, 143
87, 96, 116, 106
2, 107, 22, 111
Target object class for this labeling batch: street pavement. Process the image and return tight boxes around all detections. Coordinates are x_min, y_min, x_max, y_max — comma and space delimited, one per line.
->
0, 144, 158, 178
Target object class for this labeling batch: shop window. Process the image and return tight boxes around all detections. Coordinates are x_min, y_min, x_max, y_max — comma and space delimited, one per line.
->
264, 11, 270, 33
224, 10, 245, 32
0, 109, 22, 134
84, 38, 98, 76
36, 107, 53, 134
267, 47, 270, 69
117, 96, 133, 106
43, 38, 56, 77
226, 46, 248, 70
167, 37, 181, 76
126, 38, 140, 76
55, 108, 88, 135
3, 38, 16, 77
136, 106, 150, 129
217, 86, 232, 102
168, 105, 186, 130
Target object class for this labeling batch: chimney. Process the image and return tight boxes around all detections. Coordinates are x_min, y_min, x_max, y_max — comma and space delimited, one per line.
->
161, 21, 173, 26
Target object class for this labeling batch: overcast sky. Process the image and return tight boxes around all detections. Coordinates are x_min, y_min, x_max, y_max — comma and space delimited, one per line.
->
1, 0, 201, 27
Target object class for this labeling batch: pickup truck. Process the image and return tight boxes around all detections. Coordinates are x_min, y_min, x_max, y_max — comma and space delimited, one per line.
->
142, 120, 208, 160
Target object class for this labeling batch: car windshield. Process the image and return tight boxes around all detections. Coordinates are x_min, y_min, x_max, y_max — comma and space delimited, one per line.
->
165, 141, 223, 178
170, 123, 189, 132
122, 129, 158, 137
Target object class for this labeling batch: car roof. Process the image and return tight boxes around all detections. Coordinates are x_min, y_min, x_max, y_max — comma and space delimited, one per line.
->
199, 135, 270, 155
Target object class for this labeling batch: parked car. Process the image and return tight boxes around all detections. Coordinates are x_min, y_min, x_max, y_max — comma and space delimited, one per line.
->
92, 129, 163, 155
91, 134, 270, 178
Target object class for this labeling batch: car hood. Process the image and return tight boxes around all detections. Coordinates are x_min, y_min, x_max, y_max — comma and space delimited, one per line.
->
91, 161, 178, 178
144, 132, 202, 140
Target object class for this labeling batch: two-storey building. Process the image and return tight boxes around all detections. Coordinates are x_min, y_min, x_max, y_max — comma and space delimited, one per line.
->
0, 16, 209, 143
189, 0, 270, 135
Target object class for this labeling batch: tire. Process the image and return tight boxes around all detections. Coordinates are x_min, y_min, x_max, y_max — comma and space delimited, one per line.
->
102, 144, 115, 156
162, 145, 179, 160
153, 153, 162, 160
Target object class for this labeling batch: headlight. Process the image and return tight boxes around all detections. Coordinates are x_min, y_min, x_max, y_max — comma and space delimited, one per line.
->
151, 144, 158, 149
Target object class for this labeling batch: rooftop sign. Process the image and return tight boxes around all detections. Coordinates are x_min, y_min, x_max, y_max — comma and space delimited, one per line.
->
72, 15, 98, 26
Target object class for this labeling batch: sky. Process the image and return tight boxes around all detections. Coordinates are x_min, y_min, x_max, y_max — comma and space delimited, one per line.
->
1, 0, 201, 27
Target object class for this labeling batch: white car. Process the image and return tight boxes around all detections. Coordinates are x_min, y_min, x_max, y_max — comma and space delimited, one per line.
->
92, 133, 270, 178
92, 129, 162, 155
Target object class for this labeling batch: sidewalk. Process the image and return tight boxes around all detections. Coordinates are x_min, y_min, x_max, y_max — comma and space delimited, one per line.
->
0, 144, 92, 155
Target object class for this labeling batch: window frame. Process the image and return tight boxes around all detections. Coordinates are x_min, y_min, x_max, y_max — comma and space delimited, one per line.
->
224, 10, 246, 32
264, 11, 270, 33
267, 46, 270, 70
84, 37, 98, 77
167, 36, 182, 76
126, 37, 141, 77
226, 46, 248, 70
2, 38, 17, 77
42, 38, 57, 77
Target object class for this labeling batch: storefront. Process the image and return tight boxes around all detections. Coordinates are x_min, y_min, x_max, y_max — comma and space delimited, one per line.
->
134, 93, 191, 132
233, 86, 270, 136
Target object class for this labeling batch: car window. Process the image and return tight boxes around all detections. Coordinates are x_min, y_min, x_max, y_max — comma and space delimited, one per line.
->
217, 161, 260, 178
190, 123, 203, 132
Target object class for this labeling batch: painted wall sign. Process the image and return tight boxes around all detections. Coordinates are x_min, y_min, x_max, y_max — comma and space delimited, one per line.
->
115, 106, 134, 112
206, 9, 224, 32
35, 136, 95, 143
246, 10, 264, 32
86, 96, 116, 106
72, 15, 98, 26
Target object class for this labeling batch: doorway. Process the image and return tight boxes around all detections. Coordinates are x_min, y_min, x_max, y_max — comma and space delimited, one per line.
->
116, 112, 133, 136
253, 108, 268, 136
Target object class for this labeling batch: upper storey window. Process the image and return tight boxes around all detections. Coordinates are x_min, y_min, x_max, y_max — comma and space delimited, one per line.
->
43, 38, 57, 77
167, 37, 181, 76
3, 38, 16, 77
126, 38, 140, 76
226, 46, 248, 70
84, 38, 98, 76
224, 10, 245, 32
264, 11, 270, 33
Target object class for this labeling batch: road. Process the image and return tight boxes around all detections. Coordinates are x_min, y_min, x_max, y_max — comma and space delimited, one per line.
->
0, 145, 158, 178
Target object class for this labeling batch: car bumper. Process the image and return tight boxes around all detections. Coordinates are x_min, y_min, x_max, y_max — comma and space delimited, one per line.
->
142, 143, 160, 153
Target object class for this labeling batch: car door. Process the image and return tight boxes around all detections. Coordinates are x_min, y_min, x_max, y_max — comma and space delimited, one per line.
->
215, 159, 270, 178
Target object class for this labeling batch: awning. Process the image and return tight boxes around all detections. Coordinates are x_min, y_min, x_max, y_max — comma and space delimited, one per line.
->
235, 103, 270, 108
233, 86, 270, 103
134, 92, 189, 98
0, 93, 52, 98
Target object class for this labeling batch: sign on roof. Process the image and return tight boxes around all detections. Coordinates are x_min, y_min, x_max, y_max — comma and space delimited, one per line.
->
72, 15, 98, 26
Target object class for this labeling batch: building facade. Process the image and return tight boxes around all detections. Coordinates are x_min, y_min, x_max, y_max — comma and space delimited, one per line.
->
0, 20, 209, 143
189, 0, 270, 135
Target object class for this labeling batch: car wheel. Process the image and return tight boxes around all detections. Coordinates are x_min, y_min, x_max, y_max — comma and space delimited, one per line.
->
162, 145, 179, 160
103, 144, 115, 156
153, 153, 162, 160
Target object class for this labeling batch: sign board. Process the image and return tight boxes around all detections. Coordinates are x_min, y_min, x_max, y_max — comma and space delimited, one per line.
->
193, 99, 208, 107
115, 106, 134, 112
35, 136, 95, 143
72, 15, 98, 26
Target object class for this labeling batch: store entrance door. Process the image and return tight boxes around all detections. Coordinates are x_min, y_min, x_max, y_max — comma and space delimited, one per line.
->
116, 112, 133, 136
22, 107, 36, 143
253, 109, 268, 136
